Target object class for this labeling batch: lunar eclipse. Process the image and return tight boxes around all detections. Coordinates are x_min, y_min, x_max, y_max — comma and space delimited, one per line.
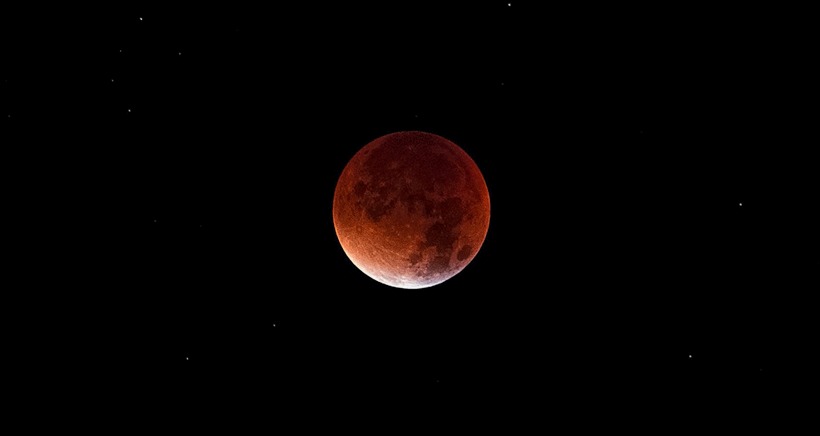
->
333, 131, 491, 289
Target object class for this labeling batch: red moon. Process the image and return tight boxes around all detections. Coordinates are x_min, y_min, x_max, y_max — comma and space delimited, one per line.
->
333, 131, 490, 289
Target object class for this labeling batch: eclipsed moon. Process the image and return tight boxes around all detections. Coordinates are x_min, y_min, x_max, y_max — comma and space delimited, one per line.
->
333, 131, 490, 289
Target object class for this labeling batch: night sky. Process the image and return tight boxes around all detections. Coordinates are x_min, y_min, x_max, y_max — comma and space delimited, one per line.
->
4, 2, 816, 427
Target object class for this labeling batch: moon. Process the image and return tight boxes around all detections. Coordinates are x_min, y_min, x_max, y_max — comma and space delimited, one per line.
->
333, 131, 490, 289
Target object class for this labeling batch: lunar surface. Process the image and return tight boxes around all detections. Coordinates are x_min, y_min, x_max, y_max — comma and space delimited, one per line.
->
333, 131, 490, 289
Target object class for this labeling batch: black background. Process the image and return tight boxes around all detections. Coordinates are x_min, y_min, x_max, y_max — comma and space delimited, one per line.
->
3, 2, 816, 428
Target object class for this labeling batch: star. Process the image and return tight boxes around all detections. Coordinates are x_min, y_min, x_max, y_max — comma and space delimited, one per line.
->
272, 323, 277, 327
688, 354, 693, 359
739, 202, 743, 206
127, 109, 132, 113
507, 3, 512, 6
186, 357, 189, 360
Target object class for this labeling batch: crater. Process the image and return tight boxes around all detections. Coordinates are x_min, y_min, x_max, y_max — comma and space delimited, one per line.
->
353, 181, 368, 197
408, 251, 422, 266
424, 222, 457, 252
425, 254, 451, 276
456, 244, 473, 261
363, 196, 396, 222
437, 197, 465, 227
